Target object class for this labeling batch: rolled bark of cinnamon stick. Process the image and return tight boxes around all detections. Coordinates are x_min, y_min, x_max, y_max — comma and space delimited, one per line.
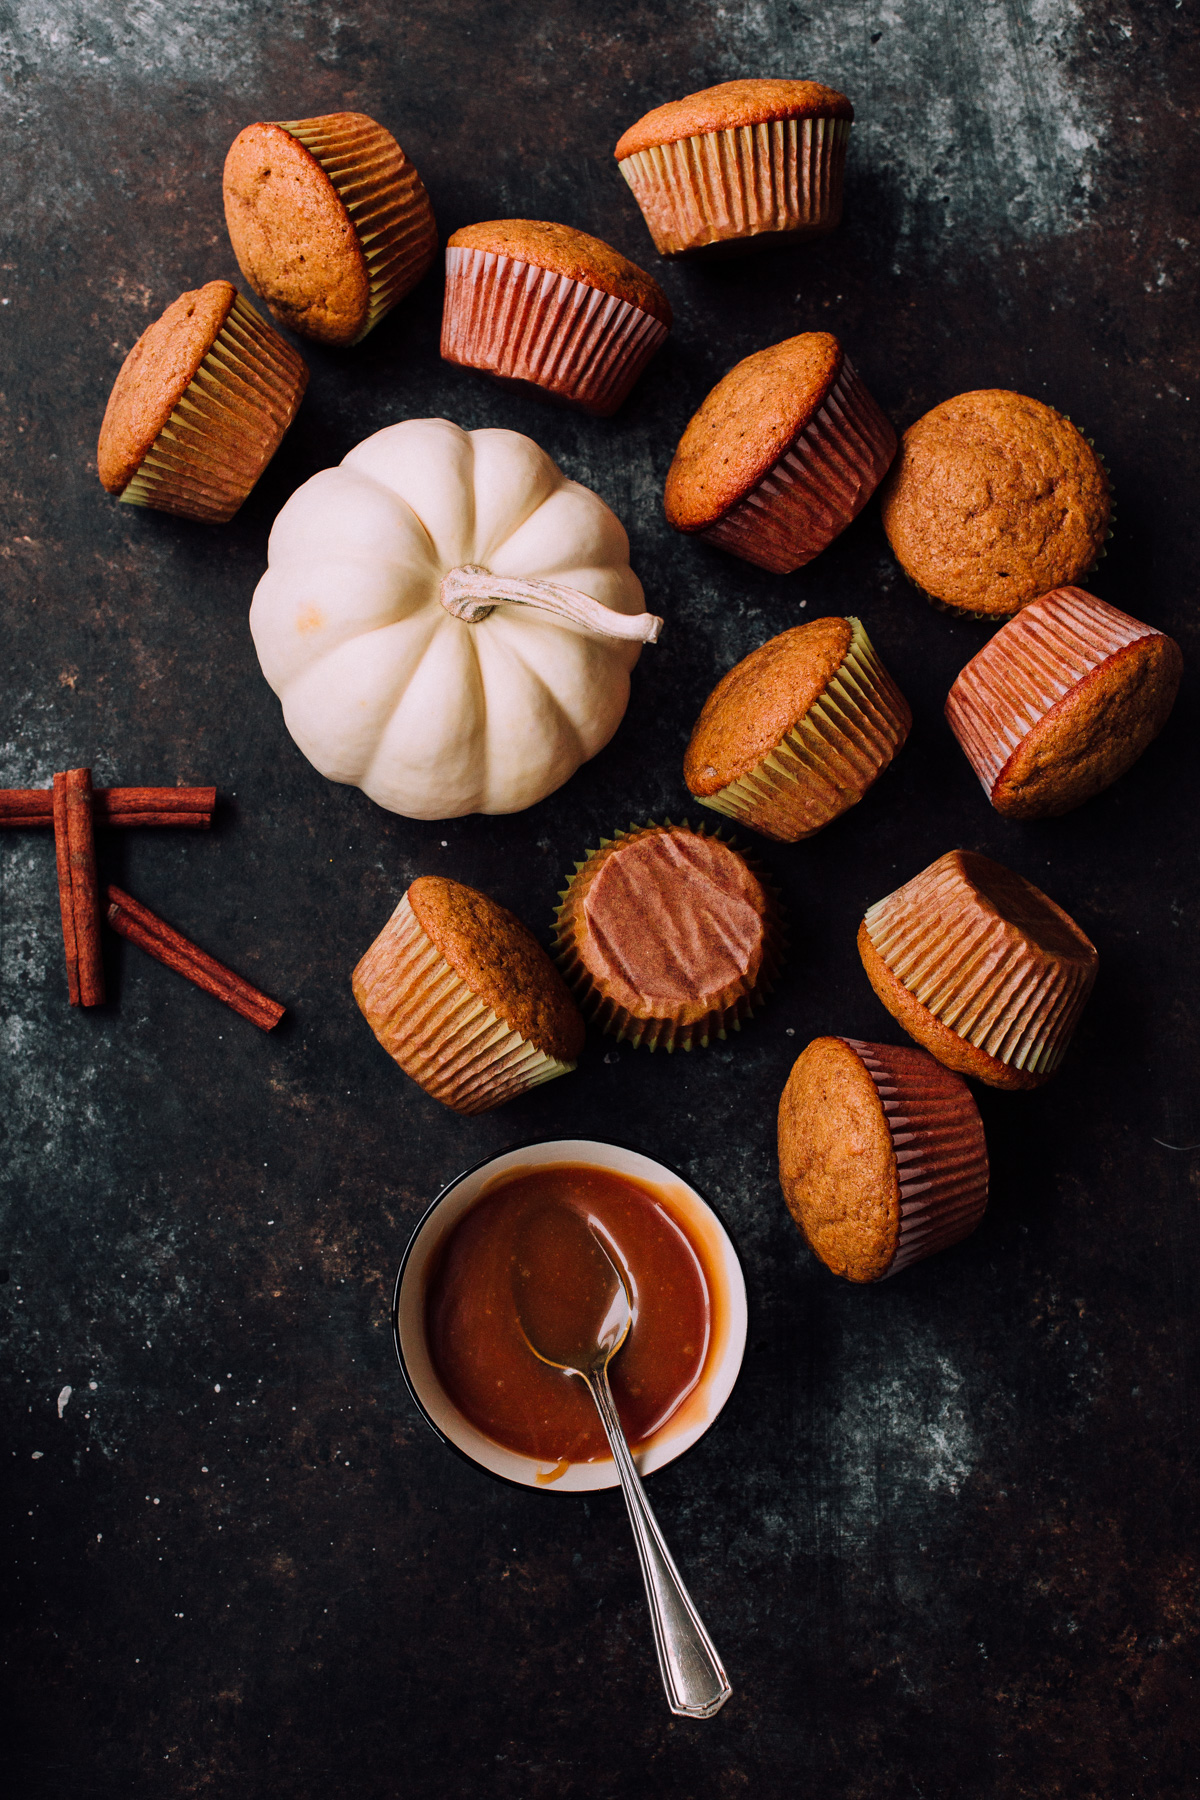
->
0, 786, 216, 828
52, 774, 80, 1005
62, 769, 105, 1006
104, 885, 284, 1032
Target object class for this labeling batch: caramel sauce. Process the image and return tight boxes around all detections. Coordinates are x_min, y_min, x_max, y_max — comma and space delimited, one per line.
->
426, 1164, 713, 1465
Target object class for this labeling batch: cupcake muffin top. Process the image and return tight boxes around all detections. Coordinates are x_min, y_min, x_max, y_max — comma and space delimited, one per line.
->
685, 617, 854, 794
224, 119, 371, 345
409, 876, 584, 1063
447, 220, 672, 326
665, 333, 844, 532
97, 281, 238, 494
615, 79, 853, 159
880, 390, 1111, 616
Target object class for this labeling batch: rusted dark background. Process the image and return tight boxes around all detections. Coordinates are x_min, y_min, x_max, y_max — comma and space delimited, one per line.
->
2, 3, 1198, 1795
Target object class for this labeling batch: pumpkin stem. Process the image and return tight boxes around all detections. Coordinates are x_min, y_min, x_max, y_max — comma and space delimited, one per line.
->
439, 565, 662, 644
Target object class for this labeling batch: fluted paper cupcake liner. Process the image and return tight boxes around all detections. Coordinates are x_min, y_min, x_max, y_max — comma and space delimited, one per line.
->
862, 854, 1096, 1078
698, 358, 896, 572
553, 821, 783, 1052
946, 587, 1158, 799
352, 894, 576, 1114
841, 1039, 988, 1277
697, 617, 911, 839
279, 113, 437, 340
120, 295, 307, 523
441, 247, 669, 416
619, 114, 850, 256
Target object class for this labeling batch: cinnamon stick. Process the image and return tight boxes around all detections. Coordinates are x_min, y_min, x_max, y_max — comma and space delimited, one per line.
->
62, 769, 105, 1006
0, 786, 215, 829
52, 774, 80, 1006
104, 885, 284, 1032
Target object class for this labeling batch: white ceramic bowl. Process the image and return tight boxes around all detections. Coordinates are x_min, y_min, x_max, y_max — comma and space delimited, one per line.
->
392, 1137, 748, 1493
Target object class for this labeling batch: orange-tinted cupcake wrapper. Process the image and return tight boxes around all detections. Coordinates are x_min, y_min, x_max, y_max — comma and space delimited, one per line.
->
279, 113, 437, 340
698, 358, 897, 573
841, 1039, 988, 1277
352, 893, 576, 1115
946, 586, 1160, 799
619, 114, 850, 256
862, 855, 1096, 1078
440, 247, 670, 416
696, 616, 911, 840
120, 295, 307, 523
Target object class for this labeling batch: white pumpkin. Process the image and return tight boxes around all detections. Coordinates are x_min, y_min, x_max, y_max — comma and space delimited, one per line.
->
250, 417, 661, 818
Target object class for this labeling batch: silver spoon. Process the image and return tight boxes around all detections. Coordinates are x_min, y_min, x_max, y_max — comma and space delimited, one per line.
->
511, 1204, 731, 1719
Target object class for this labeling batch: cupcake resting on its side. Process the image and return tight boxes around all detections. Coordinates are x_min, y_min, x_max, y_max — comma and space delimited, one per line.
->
945, 586, 1182, 818
880, 390, 1112, 617
664, 333, 896, 573
224, 112, 437, 347
858, 849, 1098, 1090
554, 822, 781, 1051
97, 280, 308, 523
778, 1036, 989, 1282
352, 876, 585, 1115
441, 219, 671, 416
615, 78, 853, 258
684, 616, 911, 841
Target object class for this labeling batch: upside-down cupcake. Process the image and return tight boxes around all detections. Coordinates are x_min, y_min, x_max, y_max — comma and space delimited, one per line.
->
684, 616, 911, 840
778, 1037, 989, 1282
945, 586, 1182, 818
880, 391, 1112, 617
554, 822, 782, 1050
352, 877, 584, 1114
224, 112, 437, 346
441, 220, 671, 416
664, 334, 896, 572
858, 850, 1098, 1090
97, 281, 308, 523
615, 78, 853, 257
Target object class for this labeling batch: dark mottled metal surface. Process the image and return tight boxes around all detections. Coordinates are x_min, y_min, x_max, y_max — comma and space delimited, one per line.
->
2, 3, 1198, 1795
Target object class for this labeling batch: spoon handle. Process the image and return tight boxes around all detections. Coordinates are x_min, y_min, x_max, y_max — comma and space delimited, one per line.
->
586, 1366, 731, 1719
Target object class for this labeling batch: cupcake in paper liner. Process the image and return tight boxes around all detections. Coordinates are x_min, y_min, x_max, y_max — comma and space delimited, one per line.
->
664, 333, 896, 573
778, 1036, 988, 1282
858, 849, 1098, 1091
684, 615, 911, 841
352, 877, 584, 1115
441, 220, 672, 416
97, 281, 308, 523
224, 111, 437, 346
614, 78, 853, 258
880, 391, 1112, 619
554, 822, 782, 1051
946, 585, 1182, 818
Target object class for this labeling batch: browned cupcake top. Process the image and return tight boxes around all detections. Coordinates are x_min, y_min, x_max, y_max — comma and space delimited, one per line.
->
685, 617, 854, 794
447, 220, 672, 327
615, 79, 853, 159
97, 281, 238, 494
224, 119, 370, 346
570, 827, 769, 1014
408, 876, 584, 1063
777, 1036, 899, 1283
880, 390, 1111, 616
664, 333, 844, 531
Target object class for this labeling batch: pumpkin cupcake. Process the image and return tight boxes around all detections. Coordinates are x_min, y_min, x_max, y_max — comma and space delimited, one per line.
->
664, 334, 896, 573
352, 877, 584, 1115
224, 112, 437, 347
858, 850, 1098, 1090
554, 822, 781, 1050
97, 281, 308, 523
778, 1037, 989, 1282
615, 78, 853, 257
945, 586, 1182, 818
880, 391, 1112, 617
684, 616, 911, 840
441, 220, 671, 416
